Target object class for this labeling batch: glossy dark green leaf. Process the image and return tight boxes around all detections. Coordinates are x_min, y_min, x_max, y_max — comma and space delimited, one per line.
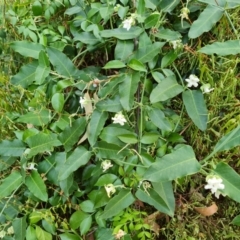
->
59, 233, 81, 240
103, 60, 126, 69
25, 171, 48, 202
74, 32, 100, 45
35, 226, 52, 240
0, 156, 17, 171
51, 93, 64, 112
144, 13, 159, 29
118, 134, 138, 144
161, 51, 178, 68
12, 216, 27, 240
26, 226, 37, 240
159, 0, 180, 12
96, 96, 123, 112
127, 59, 147, 72
154, 28, 181, 41
114, 40, 134, 61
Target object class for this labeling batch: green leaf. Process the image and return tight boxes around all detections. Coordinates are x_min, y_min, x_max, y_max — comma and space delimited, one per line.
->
35, 226, 52, 240
58, 118, 87, 152
11, 62, 38, 88
213, 125, 240, 154
144, 13, 160, 29
232, 215, 240, 226
101, 189, 135, 219
127, 59, 147, 72
26, 226, 37, 240
42, 219, 56, 235
12, 216, 27, 240
25, 132, 62, 158
143, 145, 201, 182
88, 110, 108, 146
35, 51, 50, 84
95, 174, 118, 186
17, 109, 52, 126
153, 28, 181, 41
137, 0, 145, 16
47, 47, 80, 77
70, 210, 88, 230
59, 233, 81, 240
135, 187, 173, 216
103, 60, 126, 69
188, 5, 224, 39
159, 0, 180, 12
100, 27, 144, 40
96, 96, 123, 112
0, 140, 25, 157
51, 93, 64, 112
80, 200, 95, 213
198, 0, 240, 9
140, 133, 160, 144
80, 215, 92, 235
147, 108, 172, 131
58, 146, 91, 181
25, 171, 48, 202
114, 40, 134, 62
10, 41, 44, 59
74, 32, 100, 45
214, 162, 240, 203
132, 42, 165, 63
95, 228, 115, 240
118, 134, 138, 144
198, 40, 240, 56
182, 90, 208, 131
150, 76, 184, 103
119, 72, 140, 111
0, 171, 22, 200
161, 51, 178, 68
0, 156, 17, 171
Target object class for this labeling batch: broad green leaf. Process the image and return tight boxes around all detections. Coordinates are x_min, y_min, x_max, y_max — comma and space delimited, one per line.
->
161, 51, 178, 68
198, 40, 240, 56
35, 51, 50, 84
150, 77, 184, 103
25, 171, 48, 202
25, 132, 62, 158
70, 210, 89, 230
74, 32, 100, 45
188, 5, 224, 39
119, 72, 140, 111
12, 216, 26, 240
100, 126, 135, 146
118, 134, 138, 144
88, 110, 108, 146
95, 228, 115, 240
0, 156, 17, 171
144, 13, 160, 29
59, 174, 73, 197
152, 181, 175, 216
143, 145, 201, 182
96, 141, 130, 160
0, 140, 25, 157
182, 90, 208, 131
11, 62, 38, 88
101, 189, 135, 219
42, 219, 56, 235
214, 162, 240, 203
10, 41, 44, 59
114, 40, 134, 62
159, 0, 180, 12
26, 226, 37, 240
198, 0, 240, 9
103, 60, 126, 69
80, 200, 95, 213
88, 189, 110, 208
96, 96, 123, 112
140, 132, 160, 144
47, 47, 80, 78
137, 0, 145, 16
80, 215, 92, 235
132, 42, 165, 63
95, 174, 118, 186
35, 226, 52, 240
58, 118, 87, 152
154, 28, 181, 41
213, 125, 240, 154
17, 109, 51, 126
135, 187, 173, 216
59, 233, 81, 240
100, 27, 144, 40
232, 215, 240, 226
51, 93, 64, 112
0, 171, 22, 200
127, 59, 147, 72
58, 146, 91, 181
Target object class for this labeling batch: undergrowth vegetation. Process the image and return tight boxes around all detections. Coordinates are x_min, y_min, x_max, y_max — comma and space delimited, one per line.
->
1, 0, 240, 239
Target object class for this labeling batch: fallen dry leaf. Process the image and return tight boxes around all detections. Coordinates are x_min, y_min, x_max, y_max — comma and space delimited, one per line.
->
194, 203, 218, 216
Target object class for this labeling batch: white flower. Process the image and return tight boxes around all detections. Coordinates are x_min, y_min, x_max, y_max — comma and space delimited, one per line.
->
201, 83, 214, 94
104, 184, 116, 198
114, 229, 126, 239
79, 97, 88, 108
180, 7, 190, 21
122, 18, 134, 31
204, 176, 225, 198
185, 74, 200, 87
0, 230, 6, 239
112, 112, 127, 126
171, 40, 182, 50
25, 162, 37, 171
7, 226, 14, 235
101, 160, 113, 172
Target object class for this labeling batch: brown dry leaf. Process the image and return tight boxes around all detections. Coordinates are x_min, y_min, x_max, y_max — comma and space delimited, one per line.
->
144, 211, 162, 235
194, 203, 218, 216
78, 124, 90, 145
84, 92, 93, 116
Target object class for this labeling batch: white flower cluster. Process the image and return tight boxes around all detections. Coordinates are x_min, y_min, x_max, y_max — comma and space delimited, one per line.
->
200, 83, 214, 94
112, 112, 127, 126
205, 176, 225, 198
185, 74, 200, 87
122, 14, 136, 31
101, 160, 113, 172
114, 229, 126, 239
